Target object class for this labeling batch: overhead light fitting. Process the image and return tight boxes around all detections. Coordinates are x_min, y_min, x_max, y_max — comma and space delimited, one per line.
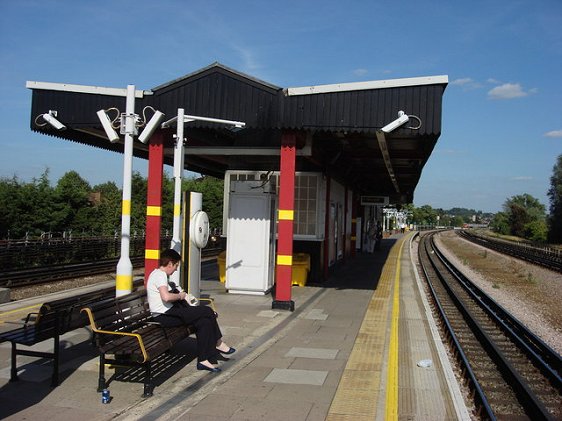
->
35, 110, 66, 130
380, 111, 409, 134
138, 108, 165, 144
96, 108, 120, 143
379, 110, 422, 134
161, 114, 246, 129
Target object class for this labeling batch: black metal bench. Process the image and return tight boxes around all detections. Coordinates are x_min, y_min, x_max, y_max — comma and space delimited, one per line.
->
0, 280, 143, 387
81, 290, 195, 397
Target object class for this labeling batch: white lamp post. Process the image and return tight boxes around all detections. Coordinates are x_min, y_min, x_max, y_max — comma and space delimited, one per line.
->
97, 85, 164, 297
162, 110, 245, 288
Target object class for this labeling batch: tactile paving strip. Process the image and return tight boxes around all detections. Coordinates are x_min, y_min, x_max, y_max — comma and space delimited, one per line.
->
326, 236, 404, 420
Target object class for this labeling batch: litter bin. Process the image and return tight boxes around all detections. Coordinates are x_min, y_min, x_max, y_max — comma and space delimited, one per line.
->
291, 253, 310, 287
217, 251, 226, 283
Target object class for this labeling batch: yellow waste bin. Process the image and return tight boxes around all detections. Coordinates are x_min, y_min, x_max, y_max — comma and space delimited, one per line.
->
291, 253, 310, 287
217, 251, 226, 283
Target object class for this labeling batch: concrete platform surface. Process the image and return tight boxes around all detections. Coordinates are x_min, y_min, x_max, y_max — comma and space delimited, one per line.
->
0, 233, 469, 420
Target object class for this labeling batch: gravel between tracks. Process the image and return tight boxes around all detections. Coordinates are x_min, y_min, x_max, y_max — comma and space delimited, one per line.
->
434, 230, 562, 355
9, 270, 145, 301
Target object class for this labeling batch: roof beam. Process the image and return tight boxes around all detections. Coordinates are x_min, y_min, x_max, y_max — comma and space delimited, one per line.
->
288, 75, 448, 96
26, 81, 148, 98
375, 130, 400, 193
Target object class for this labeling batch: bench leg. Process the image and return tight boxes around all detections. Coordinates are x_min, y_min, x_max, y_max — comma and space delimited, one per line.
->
10, 342, 18, 382
97, 354, 107, 392
142, 362, 154, 398
50, 335, 60, 387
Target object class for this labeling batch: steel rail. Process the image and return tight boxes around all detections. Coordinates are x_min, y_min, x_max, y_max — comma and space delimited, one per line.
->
457, 230, 562, 273
418, 232, 561, 420
432, 236, 562, 385
418, 235, 495, 420
0, 248, 222, 289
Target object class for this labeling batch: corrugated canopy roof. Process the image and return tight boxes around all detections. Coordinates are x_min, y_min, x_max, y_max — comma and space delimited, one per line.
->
27, 62, 447, 203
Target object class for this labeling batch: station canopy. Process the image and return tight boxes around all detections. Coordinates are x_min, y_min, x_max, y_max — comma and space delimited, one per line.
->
28, 62, 447, 204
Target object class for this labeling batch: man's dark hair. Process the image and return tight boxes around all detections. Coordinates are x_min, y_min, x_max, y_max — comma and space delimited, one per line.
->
159, 249, 181, 267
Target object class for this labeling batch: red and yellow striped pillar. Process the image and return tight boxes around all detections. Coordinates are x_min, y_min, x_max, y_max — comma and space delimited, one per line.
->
272, 131, 296, 311
144, 131, 164, 285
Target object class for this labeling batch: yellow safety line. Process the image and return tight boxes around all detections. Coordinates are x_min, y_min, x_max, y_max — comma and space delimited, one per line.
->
385, 237, 406, 420
0, 303, 42, 325
327, 234, 407, 420
0, 303, 41, 317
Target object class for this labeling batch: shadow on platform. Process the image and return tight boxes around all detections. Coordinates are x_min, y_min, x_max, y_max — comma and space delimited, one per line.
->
313, 238, 397, 291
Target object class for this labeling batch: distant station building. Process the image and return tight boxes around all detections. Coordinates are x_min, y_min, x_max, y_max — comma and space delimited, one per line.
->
27, 63, 447, 309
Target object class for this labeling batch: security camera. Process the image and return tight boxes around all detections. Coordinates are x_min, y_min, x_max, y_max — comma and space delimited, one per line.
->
138, 110, 165, 144
380, 111, 409, 134
42, 111, 66, 130
97, 109, 120, 143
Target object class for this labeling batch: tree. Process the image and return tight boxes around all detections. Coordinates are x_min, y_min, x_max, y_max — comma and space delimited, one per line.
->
130, 171, 148, 236
54, 171, 92, 232
502, 194, 547, 241
547, 154, 562, 243
182, 175, 225, 232
412, 205, 438, 226
91, 181, 122, 235
490, 211, 510, 235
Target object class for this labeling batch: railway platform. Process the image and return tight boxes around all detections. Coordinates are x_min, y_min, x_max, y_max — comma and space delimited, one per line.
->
0, 232, 470, 420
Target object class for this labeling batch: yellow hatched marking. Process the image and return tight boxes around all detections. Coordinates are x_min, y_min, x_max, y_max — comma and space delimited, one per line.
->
145, 249, 159, 260
278, 209, 294, 221
122, 200, 131, 216
146, 206, 161, 216
276, 254, 293, 266
327, 234, 408, 420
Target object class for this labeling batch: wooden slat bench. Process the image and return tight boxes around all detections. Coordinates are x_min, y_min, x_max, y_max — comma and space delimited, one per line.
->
0, 279, 144, 387
81, 290, 196, 397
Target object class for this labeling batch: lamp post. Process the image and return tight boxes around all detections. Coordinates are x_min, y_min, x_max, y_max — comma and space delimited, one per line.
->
114, 85, 136, 297
97, 85, 164, 297
162, 110, 245, 289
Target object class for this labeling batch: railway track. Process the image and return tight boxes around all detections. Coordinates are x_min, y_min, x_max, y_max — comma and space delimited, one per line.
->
418, 231, 562, 420
457, 229, 562, 273
0, 248, 222, 289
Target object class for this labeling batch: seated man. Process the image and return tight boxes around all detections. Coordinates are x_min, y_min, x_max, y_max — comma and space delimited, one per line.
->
146, 249, 235, 372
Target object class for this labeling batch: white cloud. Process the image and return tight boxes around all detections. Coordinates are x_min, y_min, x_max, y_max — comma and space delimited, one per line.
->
544, 129, 562, 138
487, 83, 533, 100
451, 77, 482, 90
512, 176, 533, 181
353, 68, 368, 77
451, 77, 473, 86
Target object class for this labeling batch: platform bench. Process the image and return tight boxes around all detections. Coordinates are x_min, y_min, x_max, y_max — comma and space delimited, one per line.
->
0, 284, 128, 386
81, 290, 195, 397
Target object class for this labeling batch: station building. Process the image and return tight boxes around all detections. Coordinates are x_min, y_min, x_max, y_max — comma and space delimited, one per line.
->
27, 63, 447, 309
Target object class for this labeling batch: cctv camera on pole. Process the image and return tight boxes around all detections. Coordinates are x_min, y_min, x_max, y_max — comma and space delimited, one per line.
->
42, 110, 66, 130
97, 109, 120, 142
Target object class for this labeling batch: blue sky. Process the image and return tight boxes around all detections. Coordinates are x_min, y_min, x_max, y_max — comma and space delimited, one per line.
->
0, 0, 560, 213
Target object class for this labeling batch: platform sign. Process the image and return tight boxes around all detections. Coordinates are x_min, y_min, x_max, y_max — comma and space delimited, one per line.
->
360, 196, 389, 206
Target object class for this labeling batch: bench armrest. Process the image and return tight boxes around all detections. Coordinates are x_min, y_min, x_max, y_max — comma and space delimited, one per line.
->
198, 297, 216, 313
24, 312, 41, 327
81, 307, 149, 363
